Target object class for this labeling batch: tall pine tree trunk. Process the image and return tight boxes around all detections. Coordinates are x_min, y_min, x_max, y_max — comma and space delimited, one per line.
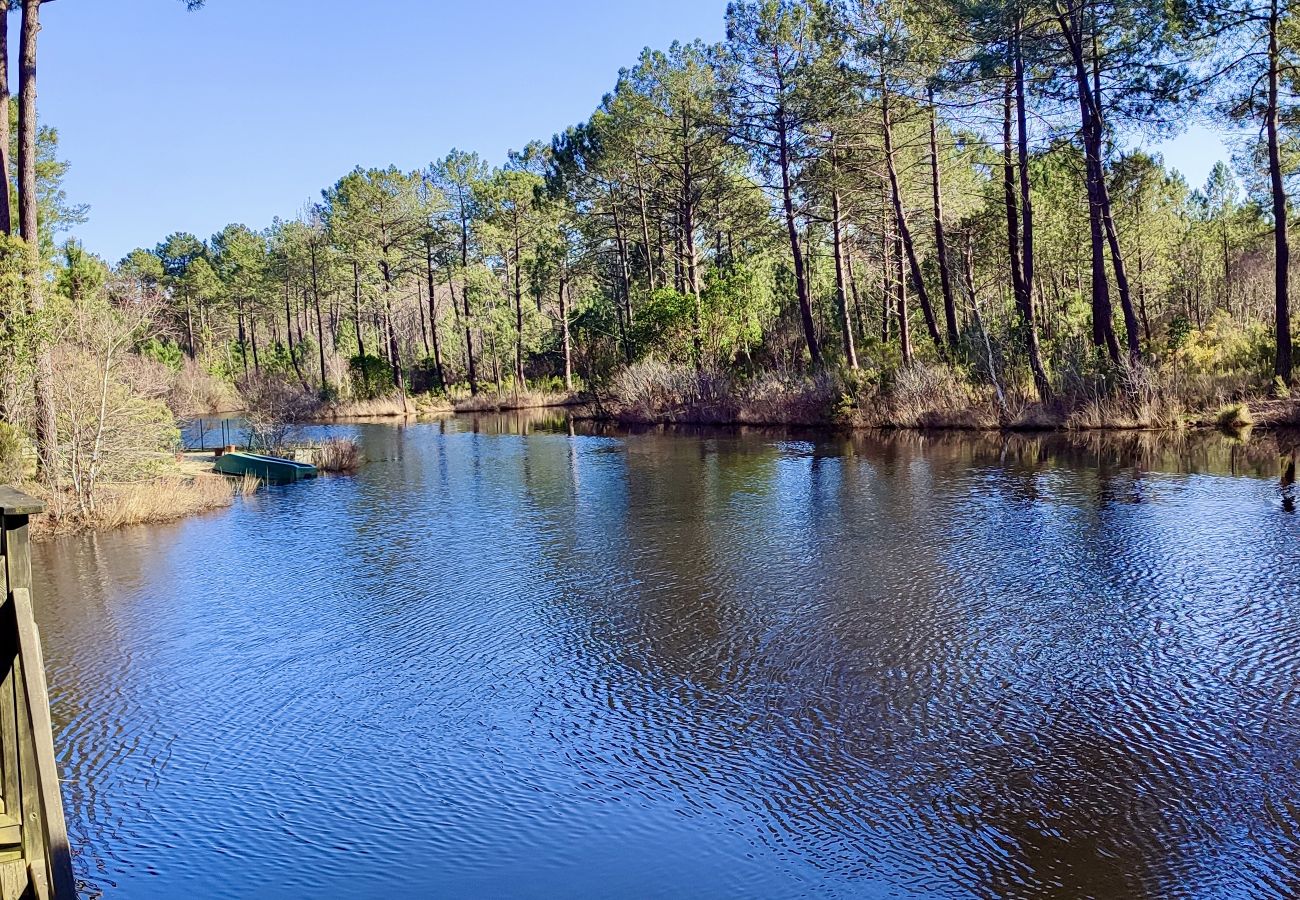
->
250, 315, 261, 372
1004, 83, 1027, 315
237, 302, 249, 378
284, 279, 309, 391
1268, 0, 1293, 382
380, 263, 404, 397
310, 244, 328, 390
0, 11, 12, 237
881, 190, 892, 344
462, 282, 477, 395
417, 280, 430, 357
460, 210, 478, 395
559, 274, 573, 391
19, 0, 57, 482
635, 164, 656, 293
612, 204, 634, 364
512, 222, 525, 391
776, 98, 821, 368
830, 158, 858, 369
424, 240, 446, 390
681, 119, 704, 364
928, 88, 959, 350
1013, 30, 1052, 402
846, 245, 868, 346
1056, 6, 1123, 362
883, 85, 944, 355
895, 218, 912, 365
352, 261, 364, 358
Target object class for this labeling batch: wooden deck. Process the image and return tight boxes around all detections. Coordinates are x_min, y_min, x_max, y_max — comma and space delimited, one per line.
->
0, 488, 76, 900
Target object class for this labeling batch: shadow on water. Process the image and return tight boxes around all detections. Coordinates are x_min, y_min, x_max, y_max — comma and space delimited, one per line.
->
26, 414, 1300, 898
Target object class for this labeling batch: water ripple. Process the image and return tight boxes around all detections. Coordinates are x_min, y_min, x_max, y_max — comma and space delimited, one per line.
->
27, 422, 1300, 899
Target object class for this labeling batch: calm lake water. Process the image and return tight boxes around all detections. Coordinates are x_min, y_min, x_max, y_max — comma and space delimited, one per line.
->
28, 416, 1300, 899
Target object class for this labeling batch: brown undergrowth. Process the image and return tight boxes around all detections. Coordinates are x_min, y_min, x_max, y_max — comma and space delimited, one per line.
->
601, 359, 1289, 432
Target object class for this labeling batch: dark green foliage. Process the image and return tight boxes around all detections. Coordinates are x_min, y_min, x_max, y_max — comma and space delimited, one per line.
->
1167, 315, 1193, 351
137, 337, 184, 371
347, 354, 394, 400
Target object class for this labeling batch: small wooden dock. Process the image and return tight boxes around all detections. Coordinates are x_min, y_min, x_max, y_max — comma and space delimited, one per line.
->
0, 488, 76, 900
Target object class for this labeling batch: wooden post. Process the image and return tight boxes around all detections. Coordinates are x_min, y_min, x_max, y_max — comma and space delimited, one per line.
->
0, 487, 75, 900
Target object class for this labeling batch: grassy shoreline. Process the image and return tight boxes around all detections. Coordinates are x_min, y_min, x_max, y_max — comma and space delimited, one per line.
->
580, 405, 1300, 433
581, 360, 1300, 434
296, 389, 583, 421
28, 474, 245, 539
25, 439, 362, 539
19, 402, 1297, 540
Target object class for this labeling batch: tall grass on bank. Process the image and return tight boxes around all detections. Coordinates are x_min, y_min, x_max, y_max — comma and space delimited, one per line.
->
1060, 364, 1185, 430
313, 438, 364, 473
1216, 402, 1255, 430
866, 364, 1000, 429
236, 473, 263, 496
33, 475, 239, 537
312, 395, 412, 419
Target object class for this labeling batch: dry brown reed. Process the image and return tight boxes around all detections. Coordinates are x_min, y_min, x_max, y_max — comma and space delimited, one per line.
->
32, 475, 237, 537
313, 438, 364, 474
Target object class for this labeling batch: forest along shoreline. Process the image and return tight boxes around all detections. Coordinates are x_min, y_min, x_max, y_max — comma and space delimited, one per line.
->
5, 3, 1300, 538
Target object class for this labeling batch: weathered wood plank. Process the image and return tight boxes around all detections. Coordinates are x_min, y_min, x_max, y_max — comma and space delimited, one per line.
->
1, 517, 46, 900
11, 589, 74, 900
13, 647, 46, 900
0, 651, 15, 826
0, 515, 31, 600
0, 566, 13, 822
27, 858, 48, 900
0, 858, 26, 900
0, 491, 42, 518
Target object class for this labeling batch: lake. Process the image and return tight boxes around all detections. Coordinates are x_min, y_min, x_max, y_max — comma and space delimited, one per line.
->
29, 416, 1300, 898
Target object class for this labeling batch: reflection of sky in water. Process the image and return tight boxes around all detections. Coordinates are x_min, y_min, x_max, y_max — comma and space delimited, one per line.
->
30, 420, 1300, 899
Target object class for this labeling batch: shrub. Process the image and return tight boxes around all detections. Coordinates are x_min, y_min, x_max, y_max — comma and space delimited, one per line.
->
137, 336, 185, 371
238, 374, 320, 452
52, 344, 182, 511
738, 370, 840, 426
348, 354, 394, 401
606, 359, 738, 424
876, 363, 997, 429
627, 290, 702, 363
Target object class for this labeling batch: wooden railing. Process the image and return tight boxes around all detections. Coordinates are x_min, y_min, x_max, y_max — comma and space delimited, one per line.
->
0, 488, 76, 900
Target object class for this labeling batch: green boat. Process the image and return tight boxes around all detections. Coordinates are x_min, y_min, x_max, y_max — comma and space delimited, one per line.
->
213, 451, 318, 484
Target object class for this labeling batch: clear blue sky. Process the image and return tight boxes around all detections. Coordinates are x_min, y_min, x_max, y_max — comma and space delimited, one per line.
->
33, 0, 1226, 263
